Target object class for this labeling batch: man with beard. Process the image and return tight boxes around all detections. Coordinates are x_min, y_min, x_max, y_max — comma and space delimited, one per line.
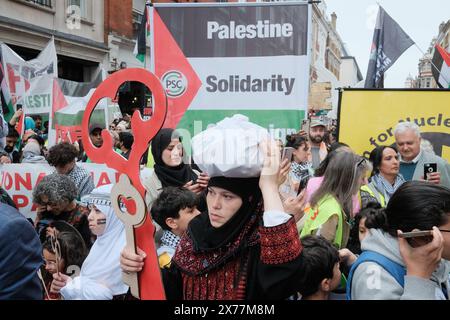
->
0, 129, 21, 163
308, 118, 328, 169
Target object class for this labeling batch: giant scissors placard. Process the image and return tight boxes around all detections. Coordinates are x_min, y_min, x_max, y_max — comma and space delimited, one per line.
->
82, 68, 167, 299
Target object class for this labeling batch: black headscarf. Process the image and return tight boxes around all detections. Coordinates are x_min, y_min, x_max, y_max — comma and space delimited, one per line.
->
151, 128, 197, 187
188, 176, 262, 252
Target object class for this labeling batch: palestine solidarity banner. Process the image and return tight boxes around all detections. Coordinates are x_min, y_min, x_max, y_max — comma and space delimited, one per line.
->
152, 2, 310, 139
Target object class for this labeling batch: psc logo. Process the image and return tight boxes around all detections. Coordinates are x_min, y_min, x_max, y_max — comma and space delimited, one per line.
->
162, 70, 187, 98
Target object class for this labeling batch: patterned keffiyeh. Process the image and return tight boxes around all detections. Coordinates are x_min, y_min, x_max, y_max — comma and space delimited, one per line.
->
160, 230, 181, 251
68, 165, 95, 200
290, 162, 313, 186
371, 173, 406, 203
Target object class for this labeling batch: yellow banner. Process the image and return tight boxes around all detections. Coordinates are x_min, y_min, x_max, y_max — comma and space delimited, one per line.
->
338, 89, 450, 161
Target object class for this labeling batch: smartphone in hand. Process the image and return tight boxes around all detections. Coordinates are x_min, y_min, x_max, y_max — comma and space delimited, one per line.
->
398, 230, 433, 239
281, 147, 295, 162
399, 230, 433, 247
424, 163, 437, 180
301, 119, 310, 133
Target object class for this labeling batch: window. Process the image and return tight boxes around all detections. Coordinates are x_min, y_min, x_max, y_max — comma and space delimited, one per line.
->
25, 0, 52, 8
68, 0, 87, 18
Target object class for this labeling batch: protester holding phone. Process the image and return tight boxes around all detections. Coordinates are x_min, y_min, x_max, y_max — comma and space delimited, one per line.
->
142, 128, 210, 210
394, 122, 450, 188
284, 134, 312, 195
347, 181, 450, 300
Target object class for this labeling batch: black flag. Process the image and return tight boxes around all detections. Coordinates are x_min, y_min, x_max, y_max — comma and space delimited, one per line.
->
365, 7, 414, 88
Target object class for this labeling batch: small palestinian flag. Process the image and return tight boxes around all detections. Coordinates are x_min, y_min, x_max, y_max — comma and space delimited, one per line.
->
432, 44, 450, 88
133, 2, 151, 64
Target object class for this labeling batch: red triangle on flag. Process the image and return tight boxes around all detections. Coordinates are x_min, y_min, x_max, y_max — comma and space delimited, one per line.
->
52, 79, 68, 113
153, 11, 202, 129
436, 45, 450, 67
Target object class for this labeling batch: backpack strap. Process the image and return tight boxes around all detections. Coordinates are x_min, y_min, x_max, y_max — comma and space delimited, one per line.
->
346, 250, 406, 300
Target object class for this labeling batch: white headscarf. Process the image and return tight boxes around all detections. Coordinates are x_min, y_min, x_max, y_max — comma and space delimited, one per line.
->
61, 184, 128, 300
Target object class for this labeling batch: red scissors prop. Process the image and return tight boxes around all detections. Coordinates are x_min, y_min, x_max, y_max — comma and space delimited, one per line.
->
82, 68, 167, 299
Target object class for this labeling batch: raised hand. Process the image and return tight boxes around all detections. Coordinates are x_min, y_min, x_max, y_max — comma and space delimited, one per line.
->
282, 190, 307, 222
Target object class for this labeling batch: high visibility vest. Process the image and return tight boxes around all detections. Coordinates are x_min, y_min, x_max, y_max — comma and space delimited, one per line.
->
360, 183, 386, 208
300, 195, 345, 248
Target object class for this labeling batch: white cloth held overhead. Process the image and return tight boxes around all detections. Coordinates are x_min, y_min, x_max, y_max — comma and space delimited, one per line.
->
192, 114, 270, 178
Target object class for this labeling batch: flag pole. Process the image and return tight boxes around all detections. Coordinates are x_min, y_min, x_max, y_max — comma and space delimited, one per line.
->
144, 0, 151, 71
148, 0, 155, 74
412, 42, 450, 86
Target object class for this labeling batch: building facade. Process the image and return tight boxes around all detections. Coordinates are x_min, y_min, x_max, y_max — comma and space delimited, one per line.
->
0, 0, 108, 81
309, 1, 361, 117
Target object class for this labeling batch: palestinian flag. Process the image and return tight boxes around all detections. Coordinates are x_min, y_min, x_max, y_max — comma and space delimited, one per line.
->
133, 2, 151, 63
432, 44, 450, 88
49, 69, 107, 145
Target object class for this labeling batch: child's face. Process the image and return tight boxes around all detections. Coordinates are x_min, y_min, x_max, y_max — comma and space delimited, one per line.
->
43, 248, 65, 275
88, 205, 107, 236
173, 206, 201, 234
358, 217, 369, 243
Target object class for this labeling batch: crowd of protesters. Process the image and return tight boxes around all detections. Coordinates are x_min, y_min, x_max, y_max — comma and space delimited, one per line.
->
0, 109, 449, 301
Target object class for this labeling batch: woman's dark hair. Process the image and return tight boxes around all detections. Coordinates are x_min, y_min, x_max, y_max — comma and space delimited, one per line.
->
47, 142, 79, 167
314, 144, 350, 177
366, 181, 450, 237
43, 231, 87, 273
296, 235, 340, 298
285, 134, 308, 149
369, 145, 398, 176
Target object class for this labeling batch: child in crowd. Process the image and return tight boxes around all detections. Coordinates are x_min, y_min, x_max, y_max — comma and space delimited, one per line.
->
50, 185, 129, 300
151, 187, 201, 268
41, 231, 87, 300
295, 235, 342, 300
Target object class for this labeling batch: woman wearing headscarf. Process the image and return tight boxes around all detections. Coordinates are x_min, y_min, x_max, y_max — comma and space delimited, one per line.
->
121, 140, 307, 300
50, 184, 129, 300
142, 128, 209, 209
